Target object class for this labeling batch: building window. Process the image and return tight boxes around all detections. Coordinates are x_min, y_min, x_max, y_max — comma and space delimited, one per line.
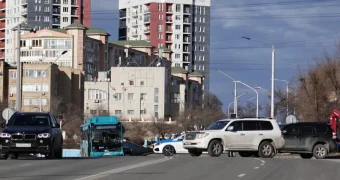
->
175, 25, 180, 30
127, 110, 134, 114
171, 93, 180, 104
154, 88, 159, 103
154, 105, 159, 118
157, 24, 162, 32
128, 93, 134, 100
23, 98, 47, 106
175, 63, 180, 67
22, 84, 49, 92
63, 17, 68, 22
114, 93, 122, 100
88, 89, 107, 100
9, 71, 16, 78
23, 69, 48, 78
63, 7, 68, 12
175, 4, 180, 12
140, 109, 146, 114
140, 81, 144, 85
90, 110, 97, 115
129, 80, 134, 85
115, 110, 121, 114
141, 93, 147, 100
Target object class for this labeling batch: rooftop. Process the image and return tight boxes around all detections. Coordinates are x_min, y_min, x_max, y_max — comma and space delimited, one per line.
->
171, 67, 188, 74
109, 40, 153, 47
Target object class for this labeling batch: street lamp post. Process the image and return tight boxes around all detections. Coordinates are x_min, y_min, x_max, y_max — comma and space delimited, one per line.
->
275, 79, 289, 116
12, 23, 37, 111
216, 69, 238, 117
236, 81, 259, 117
254, 87, 270, 95
39, 50, 68, 112
242, 37, 275, 118
227, 92, 247, 117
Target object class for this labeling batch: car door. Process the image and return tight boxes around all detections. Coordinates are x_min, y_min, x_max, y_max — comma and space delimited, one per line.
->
225, 121, 247, 149
241, 120, 260, 149
173, 137, 187, 153
282, 125, 300, 150
299, 125, 316, 151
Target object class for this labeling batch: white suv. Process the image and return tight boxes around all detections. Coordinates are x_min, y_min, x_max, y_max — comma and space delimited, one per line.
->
182, 118, 285, 158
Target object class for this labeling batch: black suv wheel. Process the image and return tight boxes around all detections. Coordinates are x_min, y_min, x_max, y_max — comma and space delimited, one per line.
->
313, 144, 327, 159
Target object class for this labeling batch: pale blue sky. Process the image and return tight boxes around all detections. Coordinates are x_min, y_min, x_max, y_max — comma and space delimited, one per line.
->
91, 0, 340, 115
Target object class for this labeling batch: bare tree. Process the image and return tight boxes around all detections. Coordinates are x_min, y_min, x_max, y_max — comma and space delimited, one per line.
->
150, 118, 177, 139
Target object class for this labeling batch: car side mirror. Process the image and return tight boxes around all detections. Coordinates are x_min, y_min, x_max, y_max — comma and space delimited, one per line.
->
54, 124, 60, 128
227, 126, 234, 131
1, 123, 6, 128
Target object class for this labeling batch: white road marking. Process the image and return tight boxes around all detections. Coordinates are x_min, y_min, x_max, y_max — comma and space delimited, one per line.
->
254, 166, 259, 169
73, 157, 172, 180
254, 158, 265, 164
238, 174, 246, 177
261, 164, 264, 166
20, 164, 30, 167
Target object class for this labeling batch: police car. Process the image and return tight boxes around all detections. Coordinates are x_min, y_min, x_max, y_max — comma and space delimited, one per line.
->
153, 133, 188, 156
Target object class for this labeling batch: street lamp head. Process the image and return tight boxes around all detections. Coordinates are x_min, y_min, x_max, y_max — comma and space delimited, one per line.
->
254, 87, 261, 89
241, 37, 251, 40
61, 50, 68, 55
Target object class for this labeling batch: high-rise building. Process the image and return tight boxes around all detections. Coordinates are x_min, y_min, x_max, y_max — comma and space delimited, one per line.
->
5, 0, 91, 64
0, 1, 6, 61
118, 0, 211, 93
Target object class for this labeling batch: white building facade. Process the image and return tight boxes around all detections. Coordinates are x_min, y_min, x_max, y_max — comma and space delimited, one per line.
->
84, 67, 169, 121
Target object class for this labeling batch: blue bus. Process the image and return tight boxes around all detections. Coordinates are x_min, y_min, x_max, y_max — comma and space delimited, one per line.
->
80, 116, 125, 157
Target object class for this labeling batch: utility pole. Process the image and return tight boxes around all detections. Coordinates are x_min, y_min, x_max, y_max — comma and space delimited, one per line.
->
275, 79, 289, 116
13, 23, 37, 112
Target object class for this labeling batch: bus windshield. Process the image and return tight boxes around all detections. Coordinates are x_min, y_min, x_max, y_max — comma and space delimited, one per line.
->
92, 125, 122, 152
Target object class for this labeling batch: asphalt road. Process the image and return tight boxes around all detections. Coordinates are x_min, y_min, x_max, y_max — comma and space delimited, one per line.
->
0, 154, 340, 180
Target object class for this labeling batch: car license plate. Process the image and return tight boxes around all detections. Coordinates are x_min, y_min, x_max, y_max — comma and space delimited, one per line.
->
184, 142, 191, 145
16, 143, 31, 148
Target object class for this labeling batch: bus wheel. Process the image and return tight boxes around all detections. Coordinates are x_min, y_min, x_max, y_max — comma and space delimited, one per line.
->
163, 145, 175, 156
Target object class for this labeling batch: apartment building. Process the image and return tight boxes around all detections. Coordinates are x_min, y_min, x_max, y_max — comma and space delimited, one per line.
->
0, 63, 83, 112
5, 0, 91, 64
118, 0, 210, 94
0, 1, 5, 60
84, 67, 169, 121
170, 67, 203, 116
13, 22, 109, 81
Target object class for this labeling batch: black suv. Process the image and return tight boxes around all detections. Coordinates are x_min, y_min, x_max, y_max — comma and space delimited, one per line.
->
279, 122, 337, 159
0, 112, 63, 159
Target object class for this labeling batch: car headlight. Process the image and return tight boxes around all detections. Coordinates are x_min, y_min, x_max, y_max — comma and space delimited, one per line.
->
38, 133, 51, 138
0, 133, 11, 138
196, 133, 209, 139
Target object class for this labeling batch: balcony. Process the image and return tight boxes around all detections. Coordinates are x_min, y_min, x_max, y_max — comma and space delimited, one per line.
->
53, 8, 60, 15
183, 55, 190, 63
120, 11, 126, 18
131, 31, 138, 36
21, 9, 27, 16
0, 3, 5, 11
166, 16, 172, 23
183, 28, 190, 34
166, 28, 173, 33
0, 15, 4, 21
71, 0, 78, 6
144, 27, 150, 33
71, 10, 78, 16
183, 45, 190, 53
131, 21, 138, 26
183, 38, 190, 43
52, 18, 60, 25
21, 0, 28, 6
144, 18, 150, 24
53, 0, 60, 5
183, 18, 190, 24
144, 9, 150, 13
132, 11, 138, 17
166, 8, 173, 13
